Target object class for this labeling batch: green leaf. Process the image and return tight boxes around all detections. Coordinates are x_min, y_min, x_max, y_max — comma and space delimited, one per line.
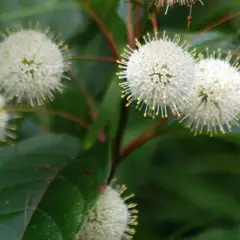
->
0, 134, 81, 239
84, 77, 121, 149
0, 133, 110, 240
117, 132, 240, 238
185, 227, 240, 240
48, 83, 90, 139
182, 154, 240, 174
0, 0, 84, 39
150, 135, 240, 222
154, 168, 240, 221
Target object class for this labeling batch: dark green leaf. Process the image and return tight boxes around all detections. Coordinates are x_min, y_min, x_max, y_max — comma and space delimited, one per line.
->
0, 133, 110, 240
84, 77, 121, 149
185, 227, 240, 240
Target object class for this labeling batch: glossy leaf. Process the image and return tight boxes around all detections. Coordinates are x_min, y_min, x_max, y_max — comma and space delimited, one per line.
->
0, 133, 110, 240
185, 228, 240, 240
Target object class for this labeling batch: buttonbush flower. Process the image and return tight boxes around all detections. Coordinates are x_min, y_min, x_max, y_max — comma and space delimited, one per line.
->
180, 49, 240, 136
77, 184, 138, 240
117, 31, 196, 118
0, 24, 71, 106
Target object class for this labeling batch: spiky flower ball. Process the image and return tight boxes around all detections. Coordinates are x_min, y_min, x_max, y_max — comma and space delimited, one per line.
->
117, 32, 196, 118
0, 95, 15, 141
180, 49, 240, 136
0, 24, 71, 106
77, 185, 138, 240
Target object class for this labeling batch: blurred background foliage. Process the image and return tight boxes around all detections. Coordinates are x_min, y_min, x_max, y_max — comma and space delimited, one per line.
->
0, 0, 240, 239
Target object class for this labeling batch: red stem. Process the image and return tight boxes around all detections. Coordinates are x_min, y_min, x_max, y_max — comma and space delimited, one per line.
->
8, 107, 90, 129
9, 107, 106, 143
109, 1, 135, 181
151, 4, 161, 38
189, 11, 240, 43
131, 0, 143, 6
120, 118, 169, 159
80, 1, 120, 60
128, 1, 135, 48
152, 13, 158, 37
136, 4, 141, 39
120, 131, 157, 159
68, 70, 97, 119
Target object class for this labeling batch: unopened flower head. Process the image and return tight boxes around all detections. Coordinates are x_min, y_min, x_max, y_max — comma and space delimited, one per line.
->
180, 49, 240, 136
77, 184, 138, 240
117, 31, 196, 118
156, 0, 204, 14
0, 24, 71, 106
0, 95, 16, 141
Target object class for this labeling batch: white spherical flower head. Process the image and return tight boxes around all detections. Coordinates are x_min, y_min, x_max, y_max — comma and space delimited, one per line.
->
0, 26, 71, 106
78, 185, 138, 240
180, 50, 240, 136
117, 32, 196, 118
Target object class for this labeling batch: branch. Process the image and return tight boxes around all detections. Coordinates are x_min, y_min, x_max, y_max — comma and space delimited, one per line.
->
7, 107, 90, 129
110, 98, 129, 177
130, 0, 143, 6
136, 3, 141, 39
71, 55, 117, 63
8, 107, 106, 143
79, 1, 120, 59
120, 117, 169, 159
127, 1, 135, 48
109, 1, 135, 182
68, 70, 97, 120
151, 3, 161, 38
189, 11, 240, 43
152, 13, 158, 37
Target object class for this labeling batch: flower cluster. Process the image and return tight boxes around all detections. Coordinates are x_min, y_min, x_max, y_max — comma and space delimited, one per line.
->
117, 32, 240, 136
180, 49, 240, 136
0, 23, 71, 140
77, 184, 138, 240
